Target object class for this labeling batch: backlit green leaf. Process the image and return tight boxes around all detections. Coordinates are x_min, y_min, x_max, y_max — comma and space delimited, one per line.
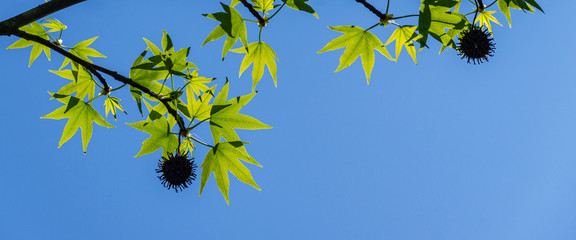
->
418, 0, 468, 52
475, 10, 502, 35
60, 36, 106, 69
199, 141, 262, 205
41, 93, 115, 153
7, 22, 51, 67
126, 115, 178, 158
50, 66, 96, 101
231, 42, 278, 91
318, 26, 393, 84
385, 25, 419, 64
202, 2, 249, 60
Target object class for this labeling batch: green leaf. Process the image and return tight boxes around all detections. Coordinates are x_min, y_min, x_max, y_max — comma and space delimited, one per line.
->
202, 3, 249, 60
251, 0, 275, 14
281, 0, 318, 18
60, 36, 107, 69
50, 66, 96, 101
317, 26, 393, 84
42, 19, 66, 33
187, 85, 216, 121
41, 93, 115, 153
185, 70, 215, 96
417, 0, 468, 52
385, 25, 419, 64
6, 22, 51, 67
497, 0, 543, 27
475, 10, 502, 34
179, 138, 195, 156
210, 81, 272, 145
126, 115, 178, 158
199, 141, 262, 205
104, 96, 127, 121
231, 42, 279, 91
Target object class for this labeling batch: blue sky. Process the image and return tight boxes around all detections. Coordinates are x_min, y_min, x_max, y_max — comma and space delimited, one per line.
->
1, 0, 576, 239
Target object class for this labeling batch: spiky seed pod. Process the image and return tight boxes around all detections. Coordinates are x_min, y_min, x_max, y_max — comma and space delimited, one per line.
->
457, 26, 496, 64
156, 152, 197, 192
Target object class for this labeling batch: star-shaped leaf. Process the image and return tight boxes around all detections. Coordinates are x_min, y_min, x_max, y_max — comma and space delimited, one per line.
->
7, 22, 51, 67
187, 85, 216, 122
50, 66, 96, 101
60, 36, 106, 69
231, 42, 278, 91
318, 26, 393, 84
103, 96, 127, 121
199, 141, 262, 205
475, 10, 502, 35
281, 0, 318, 18
418, 0, 468, 52
126, 115, 178, 158
251, 0, 275, 14
42, 19, 67, 33
202, 2, 249, 60
41, 93, 115, 153
385, 25, 419, 64
497, 0, 543, 27
210, 81, 272, 145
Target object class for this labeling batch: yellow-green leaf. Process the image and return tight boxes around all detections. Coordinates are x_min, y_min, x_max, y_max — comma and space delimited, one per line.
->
385, 25, 419, 64
475, 10, 502, 35
41, 93, 115, 153
318, 26, 393, 84
231, 42, 278, 91
199, 141, 262, 205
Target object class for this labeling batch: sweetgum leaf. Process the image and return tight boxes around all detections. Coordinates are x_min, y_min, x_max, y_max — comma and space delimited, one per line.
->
202, 2, 249, 60
42, 93, 115, 153
199, 141, 262, 205
318, 26, 393, 84
7, 22, 51, 67
231, 42, 278, 91
126, 116, 178, 158
60, 36, 106, 69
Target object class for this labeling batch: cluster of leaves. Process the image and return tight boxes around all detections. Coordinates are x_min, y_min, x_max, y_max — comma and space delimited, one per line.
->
8, 19, 271, 204
200, 0, 542, 86
5, 0, 542, 204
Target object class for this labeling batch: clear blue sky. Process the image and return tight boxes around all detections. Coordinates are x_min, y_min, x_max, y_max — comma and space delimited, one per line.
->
1, 1, 576, 239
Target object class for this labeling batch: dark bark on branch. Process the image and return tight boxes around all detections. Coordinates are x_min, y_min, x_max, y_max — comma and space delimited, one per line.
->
12, 30, 186, 131
354, 0, 386, 20
1, 0, 186, 131
238, 0, 267, 26
0, 0, 85, 36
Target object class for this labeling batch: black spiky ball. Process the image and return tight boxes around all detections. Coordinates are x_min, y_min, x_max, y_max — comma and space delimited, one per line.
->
457, 26, 496, 64
156, 152, 197, 192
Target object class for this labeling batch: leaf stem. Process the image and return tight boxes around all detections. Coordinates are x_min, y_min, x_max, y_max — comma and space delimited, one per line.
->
365, 22, 381, 31
190, 135, 214, 148
111, 83, 127, 92
392, 14, 419, 20
267, 2, 286, 20
385, 0, 390, 15
258, 26, 263, 42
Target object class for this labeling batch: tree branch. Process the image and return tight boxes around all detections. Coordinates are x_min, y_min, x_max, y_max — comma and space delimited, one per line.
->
0, 0, 85, 36
12, 30, 186, 131
354, 0, 386, 21
238, 0, 267, 26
